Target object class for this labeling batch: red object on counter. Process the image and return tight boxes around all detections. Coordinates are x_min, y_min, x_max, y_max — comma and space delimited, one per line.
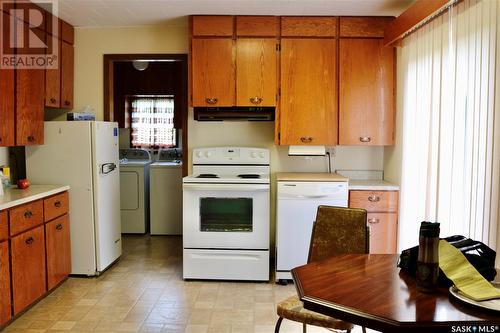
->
17, 179, 30, 189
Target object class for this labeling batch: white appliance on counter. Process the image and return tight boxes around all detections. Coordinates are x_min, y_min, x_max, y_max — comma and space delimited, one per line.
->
119, 149, 151, 234
276, 180, 348, 283
150, 148, 182, 235
183, 147, 270, 281
26, 121, 122, 276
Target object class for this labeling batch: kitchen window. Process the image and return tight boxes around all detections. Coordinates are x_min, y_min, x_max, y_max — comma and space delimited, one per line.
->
128, 97, 176, 148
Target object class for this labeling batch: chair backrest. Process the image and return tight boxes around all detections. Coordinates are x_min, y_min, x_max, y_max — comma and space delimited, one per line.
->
307, 205, 369, 263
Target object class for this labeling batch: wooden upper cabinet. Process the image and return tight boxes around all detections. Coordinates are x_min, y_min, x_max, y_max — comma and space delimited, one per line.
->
60, 20, 74, 45
236, 16, 278, 36
192, 38, 235, 107
236, 38, 276, 107
339, 38, 394, 145
16, 67, 45, 145
281, 17, 337, 37
0, 241, 11, 326
45, 38, 61, 108
280, 39, 337, 145
0, 67, 14, 147
61, 41, 74, 109
339, 17, 393, 38
192, 16, 233, 36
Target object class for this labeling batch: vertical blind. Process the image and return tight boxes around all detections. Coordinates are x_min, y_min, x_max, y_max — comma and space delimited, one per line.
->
130, 98, 176, 148
399, 0, 500, 250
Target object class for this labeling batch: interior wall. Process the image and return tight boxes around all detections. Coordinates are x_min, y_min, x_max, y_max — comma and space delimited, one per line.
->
0, 148, 8, 166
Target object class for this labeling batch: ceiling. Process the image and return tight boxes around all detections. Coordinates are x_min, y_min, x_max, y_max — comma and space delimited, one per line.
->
48, 0, 415, 28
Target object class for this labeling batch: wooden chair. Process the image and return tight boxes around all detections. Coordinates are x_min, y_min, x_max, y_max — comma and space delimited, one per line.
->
274, 205, 369, 333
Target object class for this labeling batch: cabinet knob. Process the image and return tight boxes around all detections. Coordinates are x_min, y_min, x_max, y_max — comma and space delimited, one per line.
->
64, 100, 71, 106
24, 210, 33, 218
367, 195, 380, 202
249, 97, 263, 105
368, 218, 380, 224
359, 136, 372, 143
54, 200, 62, 208
205, 97, 218, 105
27, 135, 35, 142
25, 237, 34, 245
56, 224, 63, 230
300, 137, 313, 143
50, 98, 56, 103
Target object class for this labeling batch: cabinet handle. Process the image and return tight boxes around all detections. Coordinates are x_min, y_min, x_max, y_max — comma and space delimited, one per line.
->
54, 200, 62, 208
368, 218, 380, 224
25, 237, 34, 245
50, 98, 56, 103
249, 97, 263, 105
368, 195, 380, 202
359, 136, 372, 143
300, 137, 313, 143
27, 135, 35, 142
205, 97, 218, 105
64, 100, 71, 106
24, 210, 33, 218
56, 224, 63, 230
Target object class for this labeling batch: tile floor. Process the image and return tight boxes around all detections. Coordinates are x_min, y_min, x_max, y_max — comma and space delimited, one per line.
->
2, 235, 373, 333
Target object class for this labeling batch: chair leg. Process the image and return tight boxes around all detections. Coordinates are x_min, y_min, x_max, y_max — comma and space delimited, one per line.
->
302, 323, 307, 333
274, 317, 283, 333
362, 327, 366, 333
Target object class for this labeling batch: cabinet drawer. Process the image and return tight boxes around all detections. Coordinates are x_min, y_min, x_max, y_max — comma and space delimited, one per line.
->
9, 200, 43, 236
0, 211, 7, 242
367, 213, 397, 254
349, 190, 398, 212
44, 191, 69, 222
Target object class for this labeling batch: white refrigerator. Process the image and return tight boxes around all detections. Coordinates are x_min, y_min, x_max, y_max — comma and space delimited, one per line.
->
26, 121, 122, 276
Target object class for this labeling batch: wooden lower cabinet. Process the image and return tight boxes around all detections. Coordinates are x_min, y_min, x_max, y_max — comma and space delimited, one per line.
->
367, 213, 397, 254
46, 215, 71, 290
0, 241, 11, 326
11, 225, 47, 315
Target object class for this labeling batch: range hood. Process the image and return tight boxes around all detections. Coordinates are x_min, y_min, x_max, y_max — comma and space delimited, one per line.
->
194, 107, 275, 121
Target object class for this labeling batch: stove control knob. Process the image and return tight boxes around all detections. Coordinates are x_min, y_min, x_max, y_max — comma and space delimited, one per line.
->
205, 151, 213, 158
259, 152, 265, 158
196, 151, 203, 158
251, 152, 257, 158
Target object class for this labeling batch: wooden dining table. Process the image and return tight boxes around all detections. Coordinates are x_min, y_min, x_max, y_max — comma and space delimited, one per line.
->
292, 254, 500, 333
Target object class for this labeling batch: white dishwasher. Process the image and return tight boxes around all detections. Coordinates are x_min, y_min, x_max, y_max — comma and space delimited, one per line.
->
276, 180, 348, 284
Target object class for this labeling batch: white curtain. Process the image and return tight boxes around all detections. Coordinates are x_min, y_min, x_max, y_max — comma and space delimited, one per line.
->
399, 0, 500, 251
130, 98, 176, 148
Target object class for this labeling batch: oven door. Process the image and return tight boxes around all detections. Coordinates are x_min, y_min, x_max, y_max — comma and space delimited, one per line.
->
183, 183, 270, 249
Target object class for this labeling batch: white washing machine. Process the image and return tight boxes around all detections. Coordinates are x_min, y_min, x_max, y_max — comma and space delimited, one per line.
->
119, 149, 152, 234
150, 148, 183, 235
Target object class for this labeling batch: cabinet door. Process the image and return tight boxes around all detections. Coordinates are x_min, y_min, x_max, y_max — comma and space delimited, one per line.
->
367, 213, 397, 254
0, 12, 15, 147
339, 39, 394, 145
0, 241, 11, 326
192, 38, 235, 107
45, 38, 61, 108
11, 225, 46, 315
280, 39, 337, 145
16, 68, 45, 145
236, 38, 276, 107
46, 215, 71, 290
60, 41, 74, 109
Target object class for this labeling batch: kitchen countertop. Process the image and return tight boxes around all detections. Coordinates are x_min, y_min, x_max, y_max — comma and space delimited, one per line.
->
275, 173, 399, 190
276, 172, 349, 182
0, 185, 70, 210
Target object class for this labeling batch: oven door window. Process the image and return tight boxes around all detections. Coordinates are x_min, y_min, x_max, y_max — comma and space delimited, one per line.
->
200, 198, 253, 232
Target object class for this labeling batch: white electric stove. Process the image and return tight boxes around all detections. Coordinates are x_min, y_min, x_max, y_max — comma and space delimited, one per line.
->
182, 147, 270, 281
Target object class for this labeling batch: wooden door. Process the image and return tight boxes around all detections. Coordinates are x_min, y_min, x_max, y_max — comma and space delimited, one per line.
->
0, 12, 14, 147
16, 68, 45, 145
60, 41, 74, 109
192, 38, 235, 106
236, 38, 276, 107
367, 213, 398, 254
280, 39, 337, 145
339, 38, 394, 145
46, 215, 71, 290
0, 241, 11, 326
11, 225, 46, 315
45, 38, 61, 108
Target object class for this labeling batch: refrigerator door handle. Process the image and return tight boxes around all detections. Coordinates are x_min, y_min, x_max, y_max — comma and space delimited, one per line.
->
101, 163, 117, 175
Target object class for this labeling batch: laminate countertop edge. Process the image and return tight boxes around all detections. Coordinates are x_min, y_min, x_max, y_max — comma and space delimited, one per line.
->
0, 185, 70, 210
348, 180, 400, 191
276, 173, 399, 191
